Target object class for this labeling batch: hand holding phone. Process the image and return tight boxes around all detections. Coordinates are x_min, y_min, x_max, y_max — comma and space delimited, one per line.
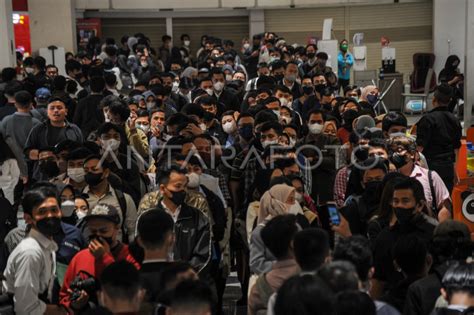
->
327, 202, 340, 226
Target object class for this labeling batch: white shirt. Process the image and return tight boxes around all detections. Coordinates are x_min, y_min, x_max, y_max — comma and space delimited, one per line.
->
161, 201, 181, 223
3, 228, 58, 315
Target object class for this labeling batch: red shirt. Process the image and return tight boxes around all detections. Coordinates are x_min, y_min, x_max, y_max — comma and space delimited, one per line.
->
59, 243, 140, 313
337, 127, 351, 144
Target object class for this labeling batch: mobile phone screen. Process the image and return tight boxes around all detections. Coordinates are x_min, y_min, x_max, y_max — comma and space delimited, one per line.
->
328, 203, 340, 225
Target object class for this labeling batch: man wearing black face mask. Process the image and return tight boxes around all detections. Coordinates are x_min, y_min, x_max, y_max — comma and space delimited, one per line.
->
371, 177, 438, 300
59, 204, 140, 313
339, 158, 388, 237
389, 135, 451, 222
37, 147, 61, 181
153, 165, 211, 274
3, 186, 65, 314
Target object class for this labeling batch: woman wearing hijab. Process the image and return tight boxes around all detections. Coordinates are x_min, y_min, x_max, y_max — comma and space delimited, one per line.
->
439, 55, 464, 112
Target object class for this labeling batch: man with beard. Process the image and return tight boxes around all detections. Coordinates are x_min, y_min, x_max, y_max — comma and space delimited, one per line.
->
338, 157, 388, 237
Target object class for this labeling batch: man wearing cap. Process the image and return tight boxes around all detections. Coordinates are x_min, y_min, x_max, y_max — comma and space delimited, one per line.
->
416, 84, 462, 194
31, 87, 51, 121
59, 203, 140, 313
0, 90, 40, 183
246, 62, 270, 92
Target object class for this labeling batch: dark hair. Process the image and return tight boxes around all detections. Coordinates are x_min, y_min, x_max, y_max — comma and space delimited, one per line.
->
333, 236, 373, 282
359, 157, 388, 179
210, 68, 224, 78
335, 291, 376, 315
83, 154, 111, 170
14, 90, 32, 108
65, 59, 82, 74
294, 228, 330, 271
67, 147, 92, 161
274, 275, 335, 315
4, 81, 23, 97
108, 101, 131, 122
236, 112, 254, 124
33, 56, 46, 70
22, 186, 58, 215
434, 84, 453, 106
307, 109, 326, 122
262, 96, 280, 107
442, 263, 474, 300
368, 138, 388, 151
90, 76, 106, 93
371, 173, 407, 223
255, 110, 278, 126
381, 112, 407, 132
181, 103, 205, 119
274, 84, 291, 95
1, 68, 16, 82
169, 280, 213, 313
269, 176, 293, 188
156, 165, 187, 186
180, 34, 189, 41
430, 221, 473, 264
0, 134, 15, 163
104, 72, 117, 86
261, 215, 298, 260
393, 234, 428, 276
318, 261, 360, 293
285, 61, 299, 69
137, 210, 174, 250
196, 95, 217, 107
136, 109, 149, 118
53, 75, 67, 91
100, 261, 141, 300
162, 35, 172, 42
259, 120, 283, 135
393, 177, 427, 205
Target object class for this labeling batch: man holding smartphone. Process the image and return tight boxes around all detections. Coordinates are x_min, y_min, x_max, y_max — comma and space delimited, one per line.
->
59, 204, 140, 313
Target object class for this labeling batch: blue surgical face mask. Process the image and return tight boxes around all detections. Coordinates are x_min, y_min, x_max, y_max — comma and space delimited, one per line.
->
239, 125, 254, 140
367, 94, 378, 105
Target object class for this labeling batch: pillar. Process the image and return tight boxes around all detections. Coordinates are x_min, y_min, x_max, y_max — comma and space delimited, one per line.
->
0, 0, 16, 69
28, 0, 77, 54
249, 9, 264, 39
464, 0, 474, 128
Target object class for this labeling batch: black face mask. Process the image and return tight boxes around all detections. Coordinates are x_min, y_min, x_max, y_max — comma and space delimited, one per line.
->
273, 74, 284, 82
36, 217, 62, 237
307, 52, 316, 59
391, 152, 408, 169
302, 86, 314, 95
163, 86, 172, 95
363, 181, 382, 206
85, 172, 104, 187
203, 111, 215, 122
393, 206, 417, 225
314, 84, 326, 94
239, 125, 254, 141
39, 161, 60, 178
89, 234, 114, 246
169, 190, 186, 206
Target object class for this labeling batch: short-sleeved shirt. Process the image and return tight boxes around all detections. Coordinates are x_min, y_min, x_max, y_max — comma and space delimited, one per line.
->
410, 164, 451, 211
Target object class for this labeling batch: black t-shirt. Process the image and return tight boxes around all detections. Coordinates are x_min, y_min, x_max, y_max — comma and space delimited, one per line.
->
140, 261, 175, 303
373, 214, 437, 287
47, 125, 66, 146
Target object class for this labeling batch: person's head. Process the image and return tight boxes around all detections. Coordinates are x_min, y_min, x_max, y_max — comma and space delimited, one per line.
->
58, 184, 76, 218
388, 135, 417, 170
83, 155, 111, 188
312, 72, 327, 87
260, 120, 283, 148
307, 109, 326, 135
167, 280, 213, 315
99, 261, 144, 313
359, 157, 387, 190
381, 112, 408, 138
45, 64, 58, 78
65, 59, 83, 79
274, 85, 292, 106
197, 95, 218, 118
323, 121, 337, 137
335, 291, 376, 315
393, 234, 432, 278
333, 236, 373, 286
108, 101, 130, 125
294, 228, 330, 272
150, 109, 166, 129
339, 39, 349, 53
90, 76, 106, 94
261, 214, 298, 260
237, 112, 255, 141
211, 68, 225, 92
97, 122, 126, 153
392, 177, 427, 225
320, 87, 334, 106
431, 220, 473, 266
284, 61, 299, 83
47, 98, 68, 124
441, 263, 474, 307
86, 203, 121, 246
38, 147, 60, 179
162, 35, 172, 48
137, 209, 174, 255
221, 110, 237, 135
274, 274, 335, 315
157, 165, 188, 208
14, 90, 32, 110
22, 186, 62, 237
66, 147, 91, 184
318, 261, 360, 293
433, 84, 453, 108
4, 81, 23, 102
1, 67, 16, 82
367, 138, 389, 160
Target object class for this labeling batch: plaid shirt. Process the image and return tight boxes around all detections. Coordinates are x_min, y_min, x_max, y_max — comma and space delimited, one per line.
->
334, 166, 350, 208
230, 149, 260, 208
204, 168, 232, 206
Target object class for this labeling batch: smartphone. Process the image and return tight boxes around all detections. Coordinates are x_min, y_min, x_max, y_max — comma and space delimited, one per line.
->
327, 202, 340, 226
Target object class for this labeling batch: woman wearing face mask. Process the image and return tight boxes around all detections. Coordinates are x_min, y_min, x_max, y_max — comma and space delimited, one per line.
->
74, 195, 90, 229
58, 183, 78, 226
360, 85, 379, 107
337, 39, 354, 94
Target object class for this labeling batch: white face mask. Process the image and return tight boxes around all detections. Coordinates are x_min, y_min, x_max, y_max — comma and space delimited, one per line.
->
279, 98, 289, 107
184, 40, 191, 46
213, 81, 224, 92
146, 102, 156, 110
243, 43, 250, 50
262, 139, 278, 148
68, 167, 86, 183
136, 123, 150, 134
205, 88, 214, 96
288, 202, 303, 215
186, 172, 200, 189
25, 67, 34, 74
295, 192, 304, 203
141, 62, 148, 68
281, 116, 292, 125
101, 139, 120, 151
222, 121, 237, 134
289, 138, 297, 148
76, 210, 87, 220
61, 200, 76, 217
225, 74, 233, 81
308, 123, 324, 135
172, 81, 179, 92
199, 123, 207, 131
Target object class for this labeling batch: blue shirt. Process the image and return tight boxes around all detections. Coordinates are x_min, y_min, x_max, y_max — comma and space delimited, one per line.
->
338, 51, 354, 80
53, 222, 86, 265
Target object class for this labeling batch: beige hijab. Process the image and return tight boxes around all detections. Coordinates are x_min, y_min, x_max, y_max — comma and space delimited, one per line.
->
258, 184, 295, 224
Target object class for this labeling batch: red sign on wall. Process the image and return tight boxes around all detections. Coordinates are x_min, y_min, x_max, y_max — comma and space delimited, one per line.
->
13, 13, 31, 55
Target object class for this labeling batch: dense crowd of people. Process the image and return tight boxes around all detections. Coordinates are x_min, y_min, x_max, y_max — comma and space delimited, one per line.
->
0, 30, 472, 315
